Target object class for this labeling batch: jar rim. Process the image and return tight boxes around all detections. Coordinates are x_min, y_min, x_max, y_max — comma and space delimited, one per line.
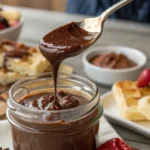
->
8, 72, 99, 114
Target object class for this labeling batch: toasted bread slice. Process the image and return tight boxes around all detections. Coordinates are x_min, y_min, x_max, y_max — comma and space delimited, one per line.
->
112, 81, 148, 121
138, 96, 150, 120
0, 10, 20, 21
0, 69, 26, 85
0, 40, 49, 76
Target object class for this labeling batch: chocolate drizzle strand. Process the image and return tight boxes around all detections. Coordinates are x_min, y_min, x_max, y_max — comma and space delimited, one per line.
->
0, 148, 9, 150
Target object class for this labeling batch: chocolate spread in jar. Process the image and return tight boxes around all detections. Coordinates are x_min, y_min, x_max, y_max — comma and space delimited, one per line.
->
90, 52, 137, 69
13, 90, 99, 150
39, 22, 98, 109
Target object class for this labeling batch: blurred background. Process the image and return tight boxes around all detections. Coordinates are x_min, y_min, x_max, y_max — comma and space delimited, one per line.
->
2, 0, 150, 23
2, 0, 67, 12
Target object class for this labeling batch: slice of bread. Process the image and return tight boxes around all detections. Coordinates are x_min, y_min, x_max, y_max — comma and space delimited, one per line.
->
112, 81, 148, 121
0, 40, 49, 76
138, 96, 150, 120
0, 69, 26, 85
0, 10, 20, 21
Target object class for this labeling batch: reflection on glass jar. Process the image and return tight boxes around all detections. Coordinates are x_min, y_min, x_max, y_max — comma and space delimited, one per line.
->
7, 73, 103, 150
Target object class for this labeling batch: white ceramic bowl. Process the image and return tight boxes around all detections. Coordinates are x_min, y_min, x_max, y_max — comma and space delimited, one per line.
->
0, 9, 23, 41
82, 46, 147, 86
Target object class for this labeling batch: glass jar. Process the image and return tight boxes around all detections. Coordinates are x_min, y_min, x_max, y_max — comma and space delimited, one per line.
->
7, 73, 103, 150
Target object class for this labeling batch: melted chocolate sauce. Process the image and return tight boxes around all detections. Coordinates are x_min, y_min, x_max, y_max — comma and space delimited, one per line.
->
39, 22, 98, 108
19, 91, 88, 110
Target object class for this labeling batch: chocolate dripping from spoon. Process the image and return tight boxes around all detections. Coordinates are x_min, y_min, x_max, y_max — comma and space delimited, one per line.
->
39, 22, 98, 108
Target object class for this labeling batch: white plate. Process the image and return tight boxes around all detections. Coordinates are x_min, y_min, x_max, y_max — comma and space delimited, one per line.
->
101, 91, 150, 137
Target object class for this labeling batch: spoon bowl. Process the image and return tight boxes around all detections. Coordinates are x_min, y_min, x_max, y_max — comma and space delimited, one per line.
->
77, 0, 133, 38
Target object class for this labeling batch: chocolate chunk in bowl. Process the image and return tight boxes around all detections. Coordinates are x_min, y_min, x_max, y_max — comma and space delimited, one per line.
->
82, 46, 147, 86
90, 52, 137, 69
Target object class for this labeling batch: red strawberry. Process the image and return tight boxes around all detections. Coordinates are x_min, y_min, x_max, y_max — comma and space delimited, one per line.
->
97, 138, 132, 150
137, 69, 150, 87
0, 23, 6, 30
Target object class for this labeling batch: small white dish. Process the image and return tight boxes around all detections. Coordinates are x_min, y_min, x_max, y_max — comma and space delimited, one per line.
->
82, 46, 147, 86
0, 8, 23, 41
101, 91, 150, 138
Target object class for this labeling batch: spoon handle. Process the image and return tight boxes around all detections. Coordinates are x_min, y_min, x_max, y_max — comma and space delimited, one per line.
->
100, 0, 133, 20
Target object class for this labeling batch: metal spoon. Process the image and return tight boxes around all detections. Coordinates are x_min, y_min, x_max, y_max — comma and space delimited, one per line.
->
77, 0, 133, 36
